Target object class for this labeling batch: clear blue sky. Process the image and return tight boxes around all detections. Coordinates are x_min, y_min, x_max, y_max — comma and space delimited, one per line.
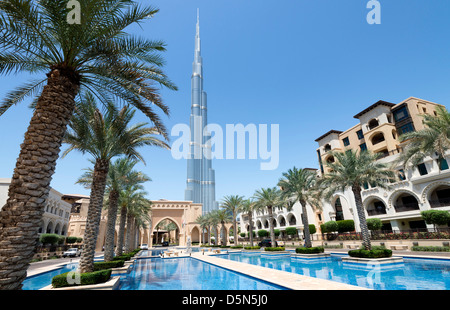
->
1, 0, 450, 202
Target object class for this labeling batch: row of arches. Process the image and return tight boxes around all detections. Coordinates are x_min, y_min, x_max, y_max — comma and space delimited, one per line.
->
38, 220, 68, 236
331, 183, 450, 220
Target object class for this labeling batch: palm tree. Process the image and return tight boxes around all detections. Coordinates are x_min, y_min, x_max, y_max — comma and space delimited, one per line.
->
221, 195, 244, 246
278, 167, 321, 248
318, 150, 396, 250
398, 106, 450, 170
62, 96, 168, 273
77, 158, 150, 261
240, 198, 257, 246
0, 0, 176, 289
211, 209, 232, 246
195, 215, 209, 245
126, 196, 151, 252
116, 183, 145, 256
252, 187, 283, 247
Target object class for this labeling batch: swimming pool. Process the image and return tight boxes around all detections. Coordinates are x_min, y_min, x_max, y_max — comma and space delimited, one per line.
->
220, 252, 450, 290
117, 257, 287, 290
22, 263, 78, 290
138, 247, 201, 257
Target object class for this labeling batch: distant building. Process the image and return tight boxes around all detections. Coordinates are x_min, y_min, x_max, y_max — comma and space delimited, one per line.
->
315, 97, 450, 232
0, 178, 72, 236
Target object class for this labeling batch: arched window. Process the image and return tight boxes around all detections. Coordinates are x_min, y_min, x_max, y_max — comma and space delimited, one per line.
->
371, 132, 385, 145
368, 119, 379, 130
335, 198, 344, 221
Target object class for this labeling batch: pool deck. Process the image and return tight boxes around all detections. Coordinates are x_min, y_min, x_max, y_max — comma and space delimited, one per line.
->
191, 251, 366, 290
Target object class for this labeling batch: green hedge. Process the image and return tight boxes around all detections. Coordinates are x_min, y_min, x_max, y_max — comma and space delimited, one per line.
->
65, 236, 79, 244
285, 227, 298, 235
337, 220, 355, 233
264, 247, 285, 251
348, 249, 392, 258
52, 269, 112, 288
230, 245, 243, 249
257, 230, 269, 237
295, 247, 324, 254
244, 246, 261, 250
93, 260, 124, 271
411, 246, 450, 252
39, 234, 61, 245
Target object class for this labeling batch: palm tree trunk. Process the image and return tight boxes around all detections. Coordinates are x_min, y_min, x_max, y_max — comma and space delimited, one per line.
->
300, 200, 312, 248
104, 190, 119, 262
0, 69, 78, 289
207, 225, 211, 245
352, 185, 372, 250
221, 221, 226, 246
248, 212, 254, 247
268, 206, 276, 246
233, 211, 238, 246
116, 205, 127, 256
125, 214, 134, 253
79, 159, 110, 273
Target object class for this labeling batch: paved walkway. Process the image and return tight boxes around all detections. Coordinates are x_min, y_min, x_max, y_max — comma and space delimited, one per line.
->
27, 252, 103, 277
325, 248, 450, 259
191, 251, 366, 290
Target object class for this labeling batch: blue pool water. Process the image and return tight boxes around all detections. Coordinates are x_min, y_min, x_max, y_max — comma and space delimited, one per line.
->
117, 257, 286, 290
220, 252, 450, 290
22, 263, 78, 290
138, 247, 201, 257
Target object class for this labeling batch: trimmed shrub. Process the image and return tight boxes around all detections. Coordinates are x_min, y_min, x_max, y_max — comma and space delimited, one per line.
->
65, 236, 78, 244
308, 224, 316, 234
112, 254, 133, 261
367, 218, 383, 231
39, 234, 61, 245
93, 260, 124, 271
257, 230, 269, 237
295, 247, 324, 254
337, 220, 355, 233
239, 232, 246, 237
264, 247, 285, 251
322, 221, 338, 233
411, 246, 450, 252
421, 210, 450, 228
348, 248, 392, 259
244, 246, 261, 250
230, 245, 243, 249
285, 227, 298, 236
52, 269, 112, 288
274, 229, 281, 237
76, 237, 83, 243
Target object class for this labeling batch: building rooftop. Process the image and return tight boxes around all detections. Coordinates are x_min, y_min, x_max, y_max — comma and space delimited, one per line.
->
314, 130, 343, 142
353, 100, 395, 119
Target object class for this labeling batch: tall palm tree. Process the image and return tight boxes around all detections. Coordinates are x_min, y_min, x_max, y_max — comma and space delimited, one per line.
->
240, 198, 257, 247
318, 150, 396, 250
116, 183, 145, 256
278, 167, 321, 248
398, 106, 450, 170
221, 195, 244, 246
62, 96, 168, 273
211, 209, 232, 246
252, 187, 283, 247
0, 0, 175, 289
76, 158, 151, 261
195, 215, 209, 245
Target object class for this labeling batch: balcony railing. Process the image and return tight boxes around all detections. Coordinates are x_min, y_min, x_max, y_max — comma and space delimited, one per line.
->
393, 203, 420, 213
429, 198, 450, 208
367, 208, 387, 216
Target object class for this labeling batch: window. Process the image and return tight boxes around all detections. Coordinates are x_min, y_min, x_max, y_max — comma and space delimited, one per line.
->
368, 119, 379, 130
360, 143, 367, 151
356, 130, 364, 140
343, 137, 350, 146
439, 158, 449, 171
417, 163, 428, 176
393, 106, 409, 122
398, 169, 406, 181
398, 122, 415, 135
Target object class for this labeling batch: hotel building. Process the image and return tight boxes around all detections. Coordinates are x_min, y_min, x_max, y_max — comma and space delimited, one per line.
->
316, 97, 450, 232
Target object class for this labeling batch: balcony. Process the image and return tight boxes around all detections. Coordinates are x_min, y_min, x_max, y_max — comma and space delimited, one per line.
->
429, 198, 450, 208
393, 202, 420, 213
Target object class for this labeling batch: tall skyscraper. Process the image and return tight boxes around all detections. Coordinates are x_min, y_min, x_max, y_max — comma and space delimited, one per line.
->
185, 11, 218, 215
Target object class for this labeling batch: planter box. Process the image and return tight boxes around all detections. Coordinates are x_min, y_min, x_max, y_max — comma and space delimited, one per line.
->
40, 276, 120, 290
341, 256, 404, 265
111, 264, 132, 276
291, 253, 330, 259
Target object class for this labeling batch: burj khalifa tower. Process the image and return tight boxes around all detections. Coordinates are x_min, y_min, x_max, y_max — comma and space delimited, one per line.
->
184, 11, 218, 215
